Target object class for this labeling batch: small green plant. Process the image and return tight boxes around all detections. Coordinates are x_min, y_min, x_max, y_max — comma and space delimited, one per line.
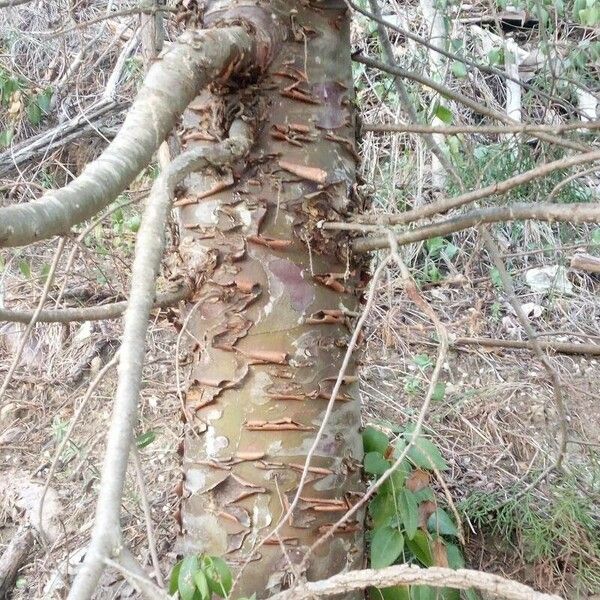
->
170, 554, 233, 600
363, 425, 477, 600
460, 474, 600, 594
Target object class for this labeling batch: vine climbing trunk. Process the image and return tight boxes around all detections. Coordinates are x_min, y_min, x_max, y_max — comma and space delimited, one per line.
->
175, 0, 366, 596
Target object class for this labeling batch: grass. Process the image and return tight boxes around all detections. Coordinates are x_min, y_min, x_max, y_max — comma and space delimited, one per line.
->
459, 471, 600, 595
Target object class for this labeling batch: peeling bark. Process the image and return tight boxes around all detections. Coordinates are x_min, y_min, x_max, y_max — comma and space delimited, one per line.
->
175, 1, 365, 596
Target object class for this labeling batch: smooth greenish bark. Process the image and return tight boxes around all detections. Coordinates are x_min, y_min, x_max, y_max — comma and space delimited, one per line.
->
176, 1, 365, 596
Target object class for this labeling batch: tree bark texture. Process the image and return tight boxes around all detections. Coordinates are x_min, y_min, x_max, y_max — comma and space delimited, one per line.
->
175, 1, 365, 596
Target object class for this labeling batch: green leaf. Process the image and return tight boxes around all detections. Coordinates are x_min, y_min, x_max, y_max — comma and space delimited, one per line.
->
441, 587, 461, 600
194, 569, 210, 600
407, 530, 434, 566
488, 48, 503, 65
126, 214, 141, 232
413, 487, 435, 503
451, 61, 468, 78
136, 430, 156, 449
427, 509, 458, 537
19, 260, 31, 279
370, 526, 404, 568
370, 586, 411, 600
0, 127, 14, 148
445, 543, 465, 569
413, 354, 433, 369
178, 555, 200, 600
169, 560, 182, 595
410, 585, 436, 600
363, 426, 390, 454
369, 492, 396, 528
434, 105, 453, 124
404, 428, 448, 471
592, 227, 600, 244
27, 100, 42, 126
431, 382, 446, 402
365, 452, 391, 475
202, 556, 232, 597
396, 488, 419, 540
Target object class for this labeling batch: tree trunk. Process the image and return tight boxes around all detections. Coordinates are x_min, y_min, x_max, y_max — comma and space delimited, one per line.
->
175, 0, 365, 596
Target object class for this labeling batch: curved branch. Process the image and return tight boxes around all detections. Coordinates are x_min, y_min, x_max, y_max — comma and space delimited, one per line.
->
0, 285, 191, 324
351, 202, 600, 252
269, 564, 562, 600
353, 149, 600, 227
354, 54, 589, 153
0, 26, 257, 248
67, 121, 254, 600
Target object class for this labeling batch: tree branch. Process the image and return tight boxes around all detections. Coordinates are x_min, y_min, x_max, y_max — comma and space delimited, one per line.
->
0, 285, 191, 324
363, 121, 600, 135
366, 0, 463, 188
352, 148, 600, 227
0, 26, 259, 248
269, 564, 562, 600
67, 121, 254, 600
351, 202, 600, 252
346, 0, 588, 120
354, 54, 589, 153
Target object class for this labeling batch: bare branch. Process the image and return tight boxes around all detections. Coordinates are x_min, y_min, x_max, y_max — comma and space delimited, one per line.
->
349, 201, 600, 252
0, 285, 191, 324
354, 54, 590, 153
353, 148, 600, 226
363, 121, 600, 135
269, 564, 562, 600
67, 121, 254, 600
346, 0, 586, 118
0, 26, 258, 248
480, 230, 568, 492
452, 336, 600, 356
366, 0, 463, 188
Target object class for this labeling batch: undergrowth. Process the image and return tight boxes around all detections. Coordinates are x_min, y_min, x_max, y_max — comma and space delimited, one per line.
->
460, 471, 600, 595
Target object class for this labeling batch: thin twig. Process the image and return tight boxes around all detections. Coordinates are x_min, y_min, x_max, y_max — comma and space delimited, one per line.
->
38, 353, 120, 543
354, 54, 589, 153
348, 201, 600, 252
363, 121, 600, 135
0, 285, 191, 324
132, 446, 164, 587
0, 237, 66, 404
346, 0, 587, 120
480, 229, 568, 500
366, 0, 463, 188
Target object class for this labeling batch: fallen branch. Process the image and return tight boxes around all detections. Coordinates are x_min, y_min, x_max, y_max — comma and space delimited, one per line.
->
452, 336, 600, 356
0, 284, 191, 324
0, 26, 259, 247
348, 202, 600, 252
68, 121, 254, 600
269, 564, 562, 600
0, 526, 34, 598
